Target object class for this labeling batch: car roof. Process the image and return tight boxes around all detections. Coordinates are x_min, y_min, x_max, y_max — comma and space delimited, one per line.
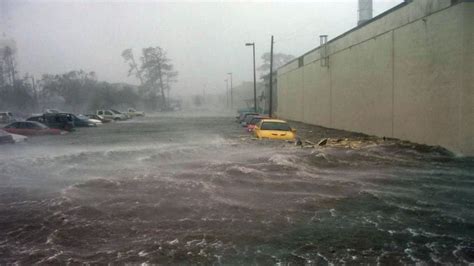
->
260, 119, 288, 123
43, 112, 71, 116
9, 121, 44, 126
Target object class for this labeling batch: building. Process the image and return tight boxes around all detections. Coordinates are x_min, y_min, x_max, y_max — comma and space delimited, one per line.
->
275, 0, 473, 155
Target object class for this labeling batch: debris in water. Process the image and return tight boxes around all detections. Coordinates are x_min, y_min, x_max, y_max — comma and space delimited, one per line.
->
168, 239, 179, 245
318, 138, 328, 146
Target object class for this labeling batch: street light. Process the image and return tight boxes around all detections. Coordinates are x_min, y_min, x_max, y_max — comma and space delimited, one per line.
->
227, 72, 233, 110
245, 42, 257, 113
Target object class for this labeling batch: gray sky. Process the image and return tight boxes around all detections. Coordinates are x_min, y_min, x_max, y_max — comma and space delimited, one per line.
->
2, 0, 403, 96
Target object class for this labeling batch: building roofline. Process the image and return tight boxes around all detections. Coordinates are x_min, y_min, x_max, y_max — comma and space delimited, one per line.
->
277, 1, 410, 71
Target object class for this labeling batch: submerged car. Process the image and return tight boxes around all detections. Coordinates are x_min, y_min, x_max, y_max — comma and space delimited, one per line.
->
238, 112, 259, 123
254, 119, 297, 141
3, 121, 63, 136
241, 114, 261, 127
27, 113, 75, 131
246, 116, 269, 132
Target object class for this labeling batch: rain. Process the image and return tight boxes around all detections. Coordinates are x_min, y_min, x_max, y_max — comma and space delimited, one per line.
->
0, 0, 473, 264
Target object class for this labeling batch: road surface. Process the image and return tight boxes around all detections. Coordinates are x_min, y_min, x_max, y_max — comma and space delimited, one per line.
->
0, 113, 473, 264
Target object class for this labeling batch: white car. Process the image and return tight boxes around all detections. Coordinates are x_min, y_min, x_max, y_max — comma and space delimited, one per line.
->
127, 108, 145, 117
0, 112, 16, 124
97, 110, 124, 121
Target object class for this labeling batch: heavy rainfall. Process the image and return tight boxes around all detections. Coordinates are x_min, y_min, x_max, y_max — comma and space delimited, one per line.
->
0, 0, 473, 264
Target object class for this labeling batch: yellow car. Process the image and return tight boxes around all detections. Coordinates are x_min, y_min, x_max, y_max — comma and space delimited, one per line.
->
254, 119, 297, 141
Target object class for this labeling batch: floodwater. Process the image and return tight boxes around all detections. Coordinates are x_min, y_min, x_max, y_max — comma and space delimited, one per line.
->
0, 113, 473, 264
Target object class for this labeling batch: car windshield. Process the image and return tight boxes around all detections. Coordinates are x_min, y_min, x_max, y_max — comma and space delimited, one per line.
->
260, 122, 292, 131
249, 117, 263, 125
243, 113, 258, 119
110, 109, 121, 114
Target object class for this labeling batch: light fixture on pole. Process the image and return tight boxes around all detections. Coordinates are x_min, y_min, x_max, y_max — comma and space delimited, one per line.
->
245, 42, 257, 113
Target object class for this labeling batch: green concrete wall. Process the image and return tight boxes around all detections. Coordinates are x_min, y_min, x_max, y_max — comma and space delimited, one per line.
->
276, 1, 473, 155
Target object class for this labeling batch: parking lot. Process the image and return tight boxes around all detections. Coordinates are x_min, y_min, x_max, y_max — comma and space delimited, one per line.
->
0, 113, 473, 264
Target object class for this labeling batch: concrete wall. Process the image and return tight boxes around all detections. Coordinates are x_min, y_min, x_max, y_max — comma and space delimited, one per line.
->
461, 2, 474, 155
276, 0, 474, 156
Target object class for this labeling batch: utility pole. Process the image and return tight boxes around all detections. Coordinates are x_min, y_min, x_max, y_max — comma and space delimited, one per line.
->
246, 42, 257, 113
253, 45, 257, 113
225, 79, 229, 109
227, 72, 233, 110
269, 35, 274, 118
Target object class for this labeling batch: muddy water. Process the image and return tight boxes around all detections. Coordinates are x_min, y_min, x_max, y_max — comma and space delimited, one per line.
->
0, 114, 473, 264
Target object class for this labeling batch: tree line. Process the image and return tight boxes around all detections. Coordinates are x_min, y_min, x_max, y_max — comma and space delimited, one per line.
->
0, 45, 177, 114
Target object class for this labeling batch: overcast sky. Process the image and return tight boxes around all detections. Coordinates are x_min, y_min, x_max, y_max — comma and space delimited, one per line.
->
1, 0, 403, 96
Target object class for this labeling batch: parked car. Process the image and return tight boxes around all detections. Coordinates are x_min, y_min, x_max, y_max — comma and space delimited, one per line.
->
0, 129, 15, 144
254, 119, 296, 141
246, 116, 270, 132
238, 112, 259, 123
241, 114, 260, 127
111, 109, 130, 120
86, 114, 112, 123
3, 121, 63, 136
97, 110, 126, 121
0, 111, 16, 124
77, 114, 102, 125
44, 109, 62, 114
27, 113, 75, 131
126, 108, 145, 117
71, 114, 97, 127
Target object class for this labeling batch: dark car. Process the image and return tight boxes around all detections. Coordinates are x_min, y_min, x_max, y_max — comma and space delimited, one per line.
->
86, 114, 112, 123
241, 114, 260, 127
27, 113, 75, 131
71, 114, 97, 127
238, 112, 259, 123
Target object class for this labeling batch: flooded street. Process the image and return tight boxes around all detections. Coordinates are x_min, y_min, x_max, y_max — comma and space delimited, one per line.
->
0, 113, 473, 264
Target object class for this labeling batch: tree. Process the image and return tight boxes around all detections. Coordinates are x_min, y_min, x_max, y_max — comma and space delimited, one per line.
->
258, 52, 295, 76
41, 70, 97, 112
139, 47, 177, 109
121, 48, 144, 85
0, 45, 16, 86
